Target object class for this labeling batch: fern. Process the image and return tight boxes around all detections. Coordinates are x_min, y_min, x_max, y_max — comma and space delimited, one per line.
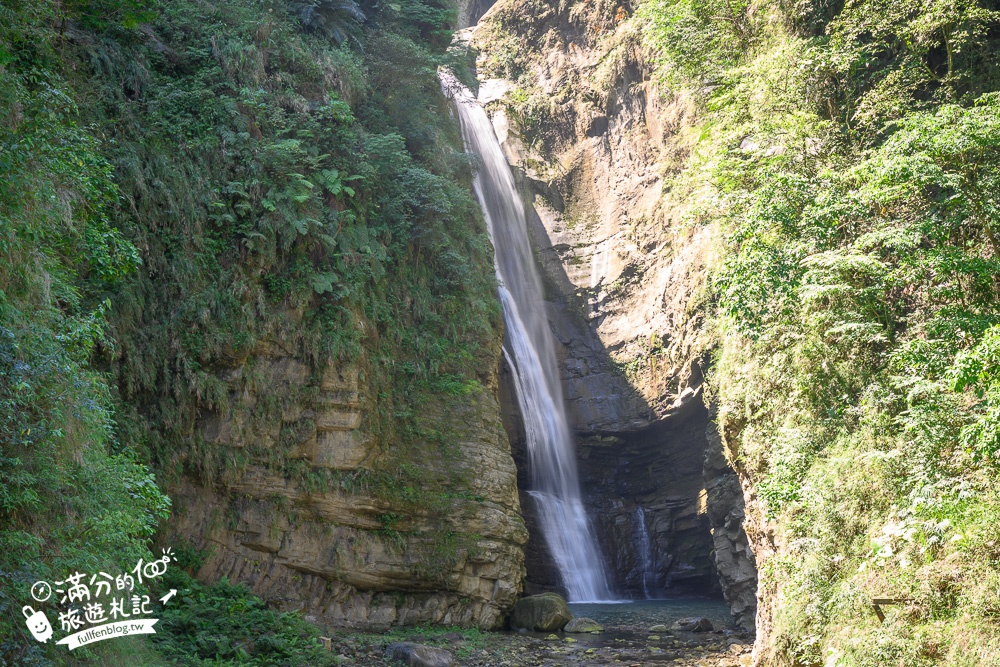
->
288, 0, 364, 45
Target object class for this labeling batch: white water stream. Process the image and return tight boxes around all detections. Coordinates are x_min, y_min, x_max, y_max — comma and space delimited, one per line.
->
635, 507, 654, 599
441, 71, 613, 602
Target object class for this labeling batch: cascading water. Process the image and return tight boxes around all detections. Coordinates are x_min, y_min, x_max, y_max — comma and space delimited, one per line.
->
635, 507, 655, 599
441, 70, 613, 602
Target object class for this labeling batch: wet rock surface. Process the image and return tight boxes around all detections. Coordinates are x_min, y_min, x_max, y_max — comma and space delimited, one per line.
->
579, 403, 720, 599
670, 617, 713, 633
473, 0, 757, 628
704, 422, 758, 630
384, 642, 457, 667
503, 362, 722, 603
509, 593, 573, 632
333, 623, 754, 667
564, 617, 603, 633
335, 599, 753, 666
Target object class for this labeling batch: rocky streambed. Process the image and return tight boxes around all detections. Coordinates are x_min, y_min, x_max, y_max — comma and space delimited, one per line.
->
328, 599, 754, 667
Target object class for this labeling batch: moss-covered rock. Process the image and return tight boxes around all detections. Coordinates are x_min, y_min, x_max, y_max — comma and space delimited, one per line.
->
509, 592, 572, 631
564, 617, 604, 633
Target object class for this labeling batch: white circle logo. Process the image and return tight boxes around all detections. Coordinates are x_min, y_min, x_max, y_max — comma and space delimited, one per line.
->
30, 581, 52, 603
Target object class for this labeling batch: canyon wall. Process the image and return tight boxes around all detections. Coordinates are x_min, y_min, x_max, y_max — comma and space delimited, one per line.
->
155, 0, 758, 632
164, 325, 528, 629
0, 0, 532, 653
469, 0, 757, 625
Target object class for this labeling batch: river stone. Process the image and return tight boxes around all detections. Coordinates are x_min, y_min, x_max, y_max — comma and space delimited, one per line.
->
648, 624, 669, 632
384, 643, 456, 667
670, 616, 714, 633
564, 617, 603, 633
509, 593, 572, 631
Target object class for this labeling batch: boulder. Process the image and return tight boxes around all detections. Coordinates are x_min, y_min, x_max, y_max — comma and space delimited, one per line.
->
384, 642, 456, 667
564, 617, 603, 633
670, 616, 714, 633
509, 592, 572, 631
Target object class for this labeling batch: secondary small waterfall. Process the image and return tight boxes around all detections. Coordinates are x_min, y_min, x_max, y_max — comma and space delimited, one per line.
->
635, 507, 654, 599
441, 71, 613, 602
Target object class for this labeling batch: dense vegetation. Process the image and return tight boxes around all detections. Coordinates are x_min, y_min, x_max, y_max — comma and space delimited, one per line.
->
150, 555, 340, 667
640, 0, 1000, 664
6, 0, 1000, 663
0, 0, 498, 663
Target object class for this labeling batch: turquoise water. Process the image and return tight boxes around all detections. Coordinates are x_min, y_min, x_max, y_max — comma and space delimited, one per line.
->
568, 598, 734, 630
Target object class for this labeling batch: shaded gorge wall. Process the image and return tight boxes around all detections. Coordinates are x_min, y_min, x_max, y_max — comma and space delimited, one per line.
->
578, 399, 718, 599
502, 351, 727, 603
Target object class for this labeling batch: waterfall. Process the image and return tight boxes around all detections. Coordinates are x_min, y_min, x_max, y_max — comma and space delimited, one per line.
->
635, 507, 654, 599
441, 71, 613, 602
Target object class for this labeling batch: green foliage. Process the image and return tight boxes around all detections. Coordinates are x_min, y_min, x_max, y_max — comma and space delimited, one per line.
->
42, 0, 502, 485
641, 0, 1000, 663
953, 325, 1000, 459
1, 0, 502, 660
639, 0, 761, 90
288, 0, 364, 45
375, 0, 457, 51
827, 0, 1000, 132
0, 7, 170, 659
151, 565, 337, 666
58, 0, 159, 31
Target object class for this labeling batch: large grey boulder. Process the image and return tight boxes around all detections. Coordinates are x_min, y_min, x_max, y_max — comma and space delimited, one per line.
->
384, 642, 456, 667
509, 592, 573, 631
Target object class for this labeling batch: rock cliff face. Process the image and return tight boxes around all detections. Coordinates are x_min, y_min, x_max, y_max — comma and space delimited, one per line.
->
705, 420, 759, 630
468, 0, 757, 626
577, 400, 719, 598
166, 0, 759, 632
164, 326, 527, 629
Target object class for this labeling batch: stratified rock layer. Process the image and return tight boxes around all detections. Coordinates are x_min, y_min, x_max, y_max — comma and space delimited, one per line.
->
165, 336, 527, 629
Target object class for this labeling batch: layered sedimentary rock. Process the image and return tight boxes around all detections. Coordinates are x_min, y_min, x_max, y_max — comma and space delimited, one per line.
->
470, 0, 757, 625
164, 331, 527, 629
